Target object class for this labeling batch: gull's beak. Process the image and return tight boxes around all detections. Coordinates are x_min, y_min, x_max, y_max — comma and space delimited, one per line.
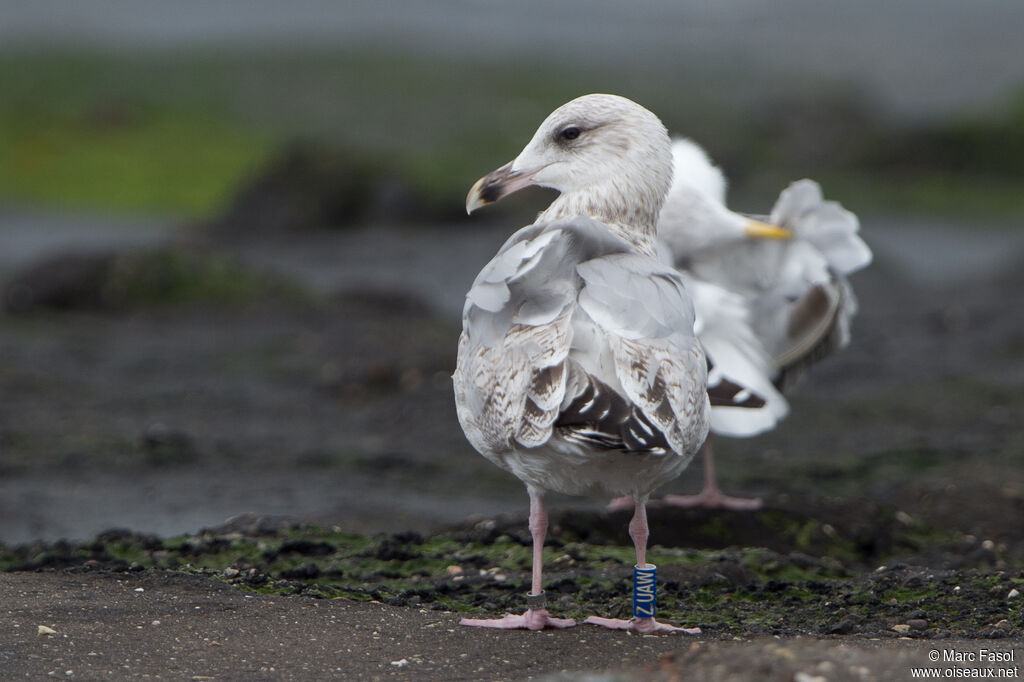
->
744, 219, 792, 240
466, 162, 544, 214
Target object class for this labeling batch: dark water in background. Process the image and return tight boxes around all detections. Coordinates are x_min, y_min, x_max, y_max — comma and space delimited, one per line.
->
4, 0, 1024, 120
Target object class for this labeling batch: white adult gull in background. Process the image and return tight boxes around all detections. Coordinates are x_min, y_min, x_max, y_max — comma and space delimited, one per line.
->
454, 94, 767, 632
654, 138, 873, 510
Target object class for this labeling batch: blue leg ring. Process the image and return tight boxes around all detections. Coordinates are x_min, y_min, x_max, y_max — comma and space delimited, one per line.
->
633, 564, 657, 618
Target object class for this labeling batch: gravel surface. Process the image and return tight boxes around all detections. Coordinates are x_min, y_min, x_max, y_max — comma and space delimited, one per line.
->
4, 570, 1019, 681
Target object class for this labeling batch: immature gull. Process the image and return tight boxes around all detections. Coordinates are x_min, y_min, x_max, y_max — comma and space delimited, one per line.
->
455, 94, 727, 633
656, 138, 872, 509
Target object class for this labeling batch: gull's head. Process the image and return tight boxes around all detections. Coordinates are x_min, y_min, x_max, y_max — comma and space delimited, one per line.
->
670, 138, 728, 206
659, 138, 792, 254
466, 94, 673, 225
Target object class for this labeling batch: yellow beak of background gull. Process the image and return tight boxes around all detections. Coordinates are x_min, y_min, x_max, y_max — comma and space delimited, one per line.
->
744, 220, 792, 240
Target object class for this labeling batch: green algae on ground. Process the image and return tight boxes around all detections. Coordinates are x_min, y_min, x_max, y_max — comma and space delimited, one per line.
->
2, 512, 1021, 639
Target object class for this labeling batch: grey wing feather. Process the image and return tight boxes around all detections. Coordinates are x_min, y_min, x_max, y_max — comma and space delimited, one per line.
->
454, 218, 633, 454
697, 181, 869, 388
575, 254, 709, 455
745, 239, 856, 387
684, 274, 790, 437
770, 179, 872, 276
454, 218, 709, 460
760, 180, 867, 383
769, 275, 857, 391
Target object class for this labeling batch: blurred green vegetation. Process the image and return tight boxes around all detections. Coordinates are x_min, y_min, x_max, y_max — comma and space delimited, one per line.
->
0, 48, 1022, 220
0, 108, 269, 215
2, 246, 309, 315
0, 51, 272, 216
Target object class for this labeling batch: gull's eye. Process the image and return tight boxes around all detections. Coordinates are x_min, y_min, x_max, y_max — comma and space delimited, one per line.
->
559, 126, 581, 141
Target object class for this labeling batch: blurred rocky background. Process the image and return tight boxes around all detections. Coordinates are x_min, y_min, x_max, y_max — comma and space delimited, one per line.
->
0, 0, 1022, 547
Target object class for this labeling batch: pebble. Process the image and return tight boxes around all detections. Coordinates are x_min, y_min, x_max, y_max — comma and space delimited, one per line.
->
38, 625, 57, 636
770, 647, 796, 661
907, 619, 928, 631
850, 665, 872, 681
892, 624, 911, 634
795, 674, 826, 682
828, 618, 857, 635
1008, 588, 1020, 600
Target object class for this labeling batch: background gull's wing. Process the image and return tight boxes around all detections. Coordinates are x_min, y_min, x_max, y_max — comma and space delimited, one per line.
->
683, 274, 790, 437
770, 179, 873, 276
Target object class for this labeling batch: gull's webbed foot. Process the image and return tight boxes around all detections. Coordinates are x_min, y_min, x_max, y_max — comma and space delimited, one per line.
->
461, 609, 576, 630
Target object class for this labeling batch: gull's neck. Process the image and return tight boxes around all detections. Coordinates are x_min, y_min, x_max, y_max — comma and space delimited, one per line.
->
659, 189, 750, 257
538, 185, 662, 258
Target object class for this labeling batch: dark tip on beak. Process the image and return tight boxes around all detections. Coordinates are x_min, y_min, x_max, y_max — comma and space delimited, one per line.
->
465, 161, 542, 215
477, 180, 505, 205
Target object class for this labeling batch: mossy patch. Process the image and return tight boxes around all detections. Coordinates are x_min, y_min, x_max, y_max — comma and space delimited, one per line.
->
3, 513, 1021, 638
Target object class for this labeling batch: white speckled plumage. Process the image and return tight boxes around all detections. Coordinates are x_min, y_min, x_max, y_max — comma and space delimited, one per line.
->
455, 97, 709, 500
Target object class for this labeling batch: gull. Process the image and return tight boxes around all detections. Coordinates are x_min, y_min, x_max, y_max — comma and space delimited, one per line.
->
454, 94, 766, 633
656, 138, 872, 510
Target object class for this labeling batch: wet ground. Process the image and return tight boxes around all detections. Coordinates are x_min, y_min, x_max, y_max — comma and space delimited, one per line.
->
0, 208, 1023, 678
1, 208, 1023, 543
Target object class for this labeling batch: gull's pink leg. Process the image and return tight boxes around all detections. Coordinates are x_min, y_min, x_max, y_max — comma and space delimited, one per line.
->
585, 497, 700, 634
662, 441, 762, 511
460, 489, 575, 630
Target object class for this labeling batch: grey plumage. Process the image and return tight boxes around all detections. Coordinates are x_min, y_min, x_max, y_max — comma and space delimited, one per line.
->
453, 217, 709, 498
660, 138, 872, 434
